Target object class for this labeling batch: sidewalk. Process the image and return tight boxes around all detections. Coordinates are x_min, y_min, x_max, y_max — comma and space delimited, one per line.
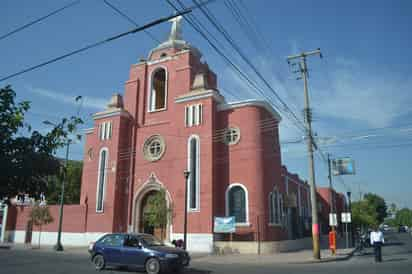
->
192, 247, 357, 265
1, 242, 356, 264
0, 243, 90, 254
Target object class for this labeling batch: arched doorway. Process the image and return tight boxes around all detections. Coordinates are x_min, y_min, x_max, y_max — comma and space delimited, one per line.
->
132, 173, 172, 242
139, 190, 157, 235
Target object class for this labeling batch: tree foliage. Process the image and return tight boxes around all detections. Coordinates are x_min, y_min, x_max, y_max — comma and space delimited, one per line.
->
363, 193, 387, 223
352, 192, 388, 228
46, 160, 83, 205
394, 208, 412, 227
352, 200, 379, 227
30, 203, 54, 247
143, 189, 170, 240
0, 85, 83, 201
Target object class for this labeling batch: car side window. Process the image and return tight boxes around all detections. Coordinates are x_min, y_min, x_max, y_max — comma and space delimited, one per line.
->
101, 234, 123, 247
124, 236, 140, 248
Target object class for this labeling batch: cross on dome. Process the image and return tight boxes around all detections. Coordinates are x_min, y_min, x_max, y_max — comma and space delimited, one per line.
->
168, 15, 183, 41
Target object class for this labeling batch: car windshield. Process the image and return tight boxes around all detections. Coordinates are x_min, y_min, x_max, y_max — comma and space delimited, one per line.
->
140, 235, 163, 246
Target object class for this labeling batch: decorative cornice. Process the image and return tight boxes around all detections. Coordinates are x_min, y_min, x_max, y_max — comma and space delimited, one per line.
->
175, 89, 225, 104
84, 128, 94, 134
92, 108, 132, 120
217, 99, 282, 122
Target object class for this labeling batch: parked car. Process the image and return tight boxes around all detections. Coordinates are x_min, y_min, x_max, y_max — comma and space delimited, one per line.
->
399, 225, 409, 233
88, 233, 190, 274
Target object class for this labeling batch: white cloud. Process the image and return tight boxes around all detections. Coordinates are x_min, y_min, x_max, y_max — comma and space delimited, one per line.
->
28, 87, 107, 110
314, 58, 412, 128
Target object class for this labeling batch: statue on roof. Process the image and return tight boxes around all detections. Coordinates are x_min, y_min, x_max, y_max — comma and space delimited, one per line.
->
168, 15, 183, 41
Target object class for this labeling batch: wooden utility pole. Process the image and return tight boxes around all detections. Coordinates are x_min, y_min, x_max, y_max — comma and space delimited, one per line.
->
287, 49, 322, 260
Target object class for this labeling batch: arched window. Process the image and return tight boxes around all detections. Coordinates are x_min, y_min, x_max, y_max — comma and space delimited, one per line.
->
226, 184, 248, 224
96, 148, 108, 212
149, 68, 167, 111
187, 135, 200, 210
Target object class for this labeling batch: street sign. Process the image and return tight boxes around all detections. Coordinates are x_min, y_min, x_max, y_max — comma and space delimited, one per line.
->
341, 212, 352, 223
329, 213, 337, 226
214, 216, 235, 233
332, 158, 356, 176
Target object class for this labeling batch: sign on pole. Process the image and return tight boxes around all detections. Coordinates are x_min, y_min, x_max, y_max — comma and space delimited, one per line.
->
341, 212, 352, 223
214, 216, 235, 233
329, 213, 337, 226
332, 158, 356, 176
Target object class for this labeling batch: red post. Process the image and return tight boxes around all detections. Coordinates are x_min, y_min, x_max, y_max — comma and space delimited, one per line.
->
329, 229, 336, 255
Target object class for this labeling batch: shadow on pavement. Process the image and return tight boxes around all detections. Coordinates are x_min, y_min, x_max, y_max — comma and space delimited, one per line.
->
184, 268, 213, 274
102, 266, 212, 274
384, 242, 405, 246
383, 258, 408, 263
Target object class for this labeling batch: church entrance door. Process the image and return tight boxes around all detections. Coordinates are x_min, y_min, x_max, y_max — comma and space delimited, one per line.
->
139, 190, 167, 241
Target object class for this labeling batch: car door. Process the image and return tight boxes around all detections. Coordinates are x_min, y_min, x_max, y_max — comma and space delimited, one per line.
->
121, 235, 148, 268
101, 234, 124, 265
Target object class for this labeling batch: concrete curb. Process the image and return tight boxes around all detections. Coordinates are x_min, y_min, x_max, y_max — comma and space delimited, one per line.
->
290, 248, 357, 264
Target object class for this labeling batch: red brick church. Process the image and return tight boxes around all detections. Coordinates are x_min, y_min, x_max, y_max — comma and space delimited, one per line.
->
2, 19, 336, 253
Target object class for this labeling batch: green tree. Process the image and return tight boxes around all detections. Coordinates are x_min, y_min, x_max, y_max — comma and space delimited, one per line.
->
0, 85, 83, 201
352, 199, 379, 228
46, 160, 82, 205
394, 208, 412, 227
30, 203, 54, 248
143, 189, 171, 241
363, 193, 387, 224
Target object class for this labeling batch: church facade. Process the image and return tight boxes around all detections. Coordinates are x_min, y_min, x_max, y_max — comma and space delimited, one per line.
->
3, 21, 317, 253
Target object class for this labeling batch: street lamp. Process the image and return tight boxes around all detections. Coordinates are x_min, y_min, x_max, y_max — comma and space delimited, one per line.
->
183, 170, 190, 250
44, 120, 71, 251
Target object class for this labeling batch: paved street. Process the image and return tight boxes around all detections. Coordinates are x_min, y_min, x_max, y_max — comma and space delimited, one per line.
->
1, 232, 411, 274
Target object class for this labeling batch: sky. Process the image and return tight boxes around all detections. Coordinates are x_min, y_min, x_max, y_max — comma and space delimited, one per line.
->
1, 0, 412, 208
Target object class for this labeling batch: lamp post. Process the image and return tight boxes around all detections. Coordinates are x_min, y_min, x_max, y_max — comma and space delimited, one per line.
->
44, 120, 71, 252
54, 140, 70, 251
183, 170, 190, 250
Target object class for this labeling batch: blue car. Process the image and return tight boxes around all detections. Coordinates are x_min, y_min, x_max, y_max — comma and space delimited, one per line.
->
88, 233, 190, 274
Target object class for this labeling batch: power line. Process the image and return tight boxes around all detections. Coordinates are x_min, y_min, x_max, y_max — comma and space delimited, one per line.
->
166, 0, 307, 138
224, 0, 302, 115
0, 9, 193, 83
102, 0, 161, 44
165, 0, 279, 107
0, 0, 80, 42
191, 0, 308, 135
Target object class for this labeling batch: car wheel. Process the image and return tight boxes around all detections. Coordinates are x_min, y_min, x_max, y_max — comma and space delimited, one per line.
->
145, 258, 161, 274
92, 254, 105, 271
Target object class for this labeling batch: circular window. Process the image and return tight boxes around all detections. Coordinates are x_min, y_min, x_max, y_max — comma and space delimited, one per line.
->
225, 127, 240, 145
143, 135, 166, 161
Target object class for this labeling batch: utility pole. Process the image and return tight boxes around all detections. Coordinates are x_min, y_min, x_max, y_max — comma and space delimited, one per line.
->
287, 48, 322, 260
328, 153, 336, 255
327, 154, 335, 215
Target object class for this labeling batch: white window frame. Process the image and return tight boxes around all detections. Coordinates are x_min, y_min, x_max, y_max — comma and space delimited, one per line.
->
107, 121, 112, 139
225, 183, 249, 226
269, 187, 282, 226
99, 123, 103, 140
185, 104, 203, 127
99, 121, 112, 141
187, 135, 200, 211
96, 147, 109, 213
148, 66, 168, 112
